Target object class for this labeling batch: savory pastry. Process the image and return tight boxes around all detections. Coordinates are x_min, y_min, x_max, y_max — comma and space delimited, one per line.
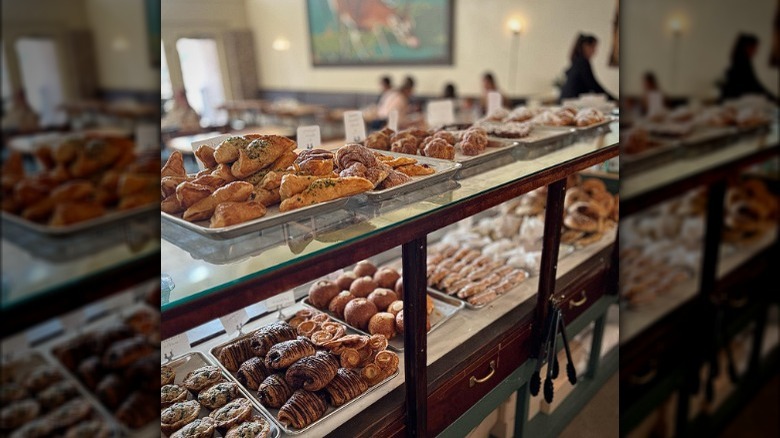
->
210, 200, 267, 228
198, 381, 242, 409
308, 280, 341, 309
102, 336, 152, 369
324, 368, 369, 407
294, 149, 335, 175
271, 150, 298, 171
237, 357, 269, 390
367, 313, 396, 340
183, 181, 254, 221
277, 390, 328, 430
50, 180, 94, 202
395, 163, 435, 176
215, 136, 253, 164
195, 145, 219, 168
284, 350, 339, 391
279, 174, 327, 200
218, 338, 255, 372
344, 298, 378, 331
162, 151, 186, 178
46, 397, 92, 430
189, 174, 228, 192
209, 397, 253, 430
253, 187, 281, 207
225, 416, 272, 438
162, 365, 176, 386
279, 176, 373, 212
175, 182, 214, 209
328, 291, 356, 319
170, 417, 216, 438
161, 400, 201, 435
265, 337, 316, 370
182, 365, 223, 393
211, 163, 238, 182
161, 384, 189, 407
249, 322, 298, 358
23, 365, 62, 391
0, 398, 40, 430
231, 136, 296, 179
257, 373, 294, 408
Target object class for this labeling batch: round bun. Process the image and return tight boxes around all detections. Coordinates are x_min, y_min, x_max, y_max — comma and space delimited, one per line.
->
328, 291, 355, 319
373, 267, 400, 289
308, 280, 340, 309
395, 310, 431, 334
367, 288, 398, 312
349, 277, 378, 298
354, 260, 378, 278
426, 295, 434, 315
335, 271, 357, 291
394, 277, 404, 299
344, 299, 378, 330
387, 301, 404, 316
368, 313, 396, 340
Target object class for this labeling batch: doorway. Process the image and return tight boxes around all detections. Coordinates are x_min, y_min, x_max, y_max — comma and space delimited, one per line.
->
176, 38, 227, 128
14, 37, 66, 127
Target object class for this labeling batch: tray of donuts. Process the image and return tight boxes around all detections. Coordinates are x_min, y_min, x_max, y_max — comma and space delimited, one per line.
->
0, 352, 121, 438
301, 261, 465, 352
160, 352, 280, 438
208, 314, 401, 435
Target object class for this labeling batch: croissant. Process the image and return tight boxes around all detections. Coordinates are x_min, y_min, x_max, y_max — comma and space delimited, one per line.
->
277, 390, 328, 430
284, 351, 338, 391
257, 373, 294, 408
250, 322, 298, 358
324, 368, 368, 407
218, 338, 255, 372
161, 151, 186, 178
183, 181, 254, 222
237, 357, 269, 390
265, 337, 316, 370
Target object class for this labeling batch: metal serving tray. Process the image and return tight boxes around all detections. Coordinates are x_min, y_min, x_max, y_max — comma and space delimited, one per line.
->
366, 151, 461, 201
1, 203, 157, 237
427, 268, 530, 310
208, 324, 399, 436
161, 351, 280, 438
511, 128, 578, 160
620, 138, 682, 177
535, 116, 616, 132
302, 291, 464, 352
678, 126, 740, 157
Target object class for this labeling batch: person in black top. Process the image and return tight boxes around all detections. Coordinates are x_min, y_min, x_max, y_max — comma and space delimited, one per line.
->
559, 34, 615, 101
719, 33, 777, 102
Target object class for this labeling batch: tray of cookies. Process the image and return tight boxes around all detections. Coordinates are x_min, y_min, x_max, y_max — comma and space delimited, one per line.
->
160, 352, 280, 438
301, 262, 464, 351
208, 312, 400, 435
0, 352, 120, 438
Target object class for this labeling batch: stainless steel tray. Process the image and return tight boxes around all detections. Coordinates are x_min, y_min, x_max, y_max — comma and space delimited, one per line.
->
302, 291, 464, 352
161, 195, 356, 240
678, 126, 740, 157
620, 138, 682, 177
511, 128, 578, 160
366, 151, 461, 201
1, 203, 157, 237
208, 325, 400, 436
161, 351, 280, 438
535, 116, 616, 132
451, 134, 520, 170
428, 268, 530, 310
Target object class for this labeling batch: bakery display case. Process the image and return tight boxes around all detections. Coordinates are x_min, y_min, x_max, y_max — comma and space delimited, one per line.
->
160, 119, 620, 436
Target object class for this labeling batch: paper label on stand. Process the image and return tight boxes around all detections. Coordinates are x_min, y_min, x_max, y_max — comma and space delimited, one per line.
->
220, 308, 249, 335
135, 123, 159, 152
296, 125, 321, 150
59, 310, 84, 331
264, 291, 296, 312
343, 111, 366, 143
191, 134, 231, 170
487, 91, 503, 114
426, 100, 455, 127
162, 333, 190, 362
388, 110, 399, 131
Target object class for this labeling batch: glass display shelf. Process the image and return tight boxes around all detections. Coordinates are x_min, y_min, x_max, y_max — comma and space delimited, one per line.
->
161, 124, 618, 315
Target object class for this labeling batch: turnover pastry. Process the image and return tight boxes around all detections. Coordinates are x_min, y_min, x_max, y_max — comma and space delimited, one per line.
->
258, 373, 294, 408
265, 337, 316, 370
231, 136, 296, 179
161, 400, 201, 435
209, 397, 253, 430
285, 350, 339, 391
195, 145, 218, 168
214, 136, 254, 164
182, 365, 223, 392
250, 322, 298, 357
277, 389, 328, 430
210, 200, 266, 228
278, 177, 373, 212
183, 181, 254, 221
162, 151, 186, 178
324, 368, 369, 407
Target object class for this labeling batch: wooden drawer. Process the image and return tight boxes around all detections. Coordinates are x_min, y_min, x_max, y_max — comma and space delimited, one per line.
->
556, 266, 608, 324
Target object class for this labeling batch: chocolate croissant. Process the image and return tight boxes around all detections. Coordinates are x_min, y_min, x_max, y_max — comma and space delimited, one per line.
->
218, 337, 255, 372
250, 322, 298, 358
324, 368, 369, 407
277, 390, 328, 430
284, 351, 339, 391
257, 373, 294, 408
237, 357, 269, 390
265, 337, 316, 370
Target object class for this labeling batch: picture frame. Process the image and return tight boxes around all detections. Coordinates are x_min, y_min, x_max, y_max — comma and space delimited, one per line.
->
306, 0, 454, 67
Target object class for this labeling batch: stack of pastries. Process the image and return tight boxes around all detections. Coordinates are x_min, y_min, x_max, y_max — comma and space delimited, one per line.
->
1, 137, 158, 226
0, 359, 113, 438
364, 127, 495, 159
306, 261, 435, 340
160, 363, 272, 437
214, 314, 399, 430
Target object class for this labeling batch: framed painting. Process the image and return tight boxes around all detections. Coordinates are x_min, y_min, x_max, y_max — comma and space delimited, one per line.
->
306, 0, 454, 66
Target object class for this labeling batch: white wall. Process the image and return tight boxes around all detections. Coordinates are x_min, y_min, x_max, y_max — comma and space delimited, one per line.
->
245, 0, 619, 98
622, 0, 779, 98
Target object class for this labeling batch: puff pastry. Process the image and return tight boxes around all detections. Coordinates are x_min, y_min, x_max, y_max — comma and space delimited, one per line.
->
279, 177, 373, 212
183, 181, 254, 222
210, 201, 267, 228
195, 145, 218, 168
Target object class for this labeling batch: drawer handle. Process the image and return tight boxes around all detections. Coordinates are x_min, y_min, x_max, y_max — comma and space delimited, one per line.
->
469, 360, 496, 387
569, 291, 588, 309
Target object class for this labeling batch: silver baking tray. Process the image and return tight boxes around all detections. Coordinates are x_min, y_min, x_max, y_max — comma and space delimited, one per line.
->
161, 195, 356, 240
511, 128, 578, 160
302, 290, 464, 352
535, 115, 616, 132
208, 325, 400, 436
428, 268, 530, 310
366, 151, 461, 201
1, 203, 157, 237
620, 138, 682, 177
161, 351, 280, 438
678, 126, 740, 157
451, 135, 520, 170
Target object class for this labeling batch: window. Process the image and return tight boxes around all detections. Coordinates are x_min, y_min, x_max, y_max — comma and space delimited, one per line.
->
176, 38, 227, 127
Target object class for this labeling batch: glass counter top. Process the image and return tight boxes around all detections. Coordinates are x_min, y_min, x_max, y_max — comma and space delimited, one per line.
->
161, 124, 619, 311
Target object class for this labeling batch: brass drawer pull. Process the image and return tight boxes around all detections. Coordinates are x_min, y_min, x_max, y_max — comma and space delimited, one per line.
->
569, 291, 588, 309
469, 360, 496, 387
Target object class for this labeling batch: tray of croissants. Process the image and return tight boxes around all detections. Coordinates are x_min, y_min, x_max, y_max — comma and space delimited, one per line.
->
207, 310, 401, 434
1, 138, 158, 236
160, 134, 458, 239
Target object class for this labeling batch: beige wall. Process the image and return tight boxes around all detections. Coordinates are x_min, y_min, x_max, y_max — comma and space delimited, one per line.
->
245, 0, 619, 98
622, 0, 779, 98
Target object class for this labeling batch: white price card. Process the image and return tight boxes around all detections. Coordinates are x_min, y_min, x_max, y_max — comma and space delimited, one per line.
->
343, 111, 366, 143
426, 100, 455, 128
265, 291, 296, 312
487, 91, 503, 114
135, 123, 159, 152
220, 308, 249, 335
59, 310, 84, 331
296, 125, 321, 150
161, 332, 190, 363
388, 109, 399, 132
191, 134, 231, 170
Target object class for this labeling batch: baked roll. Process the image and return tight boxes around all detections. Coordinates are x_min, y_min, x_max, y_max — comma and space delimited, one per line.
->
257, 373, 294, 409
208, 397, 253, 430
161, 400, 201, 435
284, 351, 339, 391
249, 322, 298, 358
170, 417, 216, 438
182, 365, 223, 393
324, 368, 369, 407
277, 390, 328, 430
237, 357, 269, 391
210, 200, 267, 228
198, 381, 242, 409
218, 338, 255, 372
265, 337, 316, 370
225, 416, 272, 438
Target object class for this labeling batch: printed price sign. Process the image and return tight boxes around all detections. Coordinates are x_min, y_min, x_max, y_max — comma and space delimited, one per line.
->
487, 91, 503, 114
265, 291, 296, 312
220, 308, 249, 335
296, 125, 321, 150
388, 110, 399, 132
426, 100, 455, 128
59, 310, 84, 331
343, 111, 366, 143
191, 134, 231, 170
162, 333, 190, 363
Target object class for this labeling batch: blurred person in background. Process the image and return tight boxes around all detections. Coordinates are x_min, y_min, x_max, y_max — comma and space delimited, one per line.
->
479, 72, 508, 113
720, 33, 778, 102
642, 71, 666, 118
443, 82, 457, 99
161, 88, 201, 133
560, 33, 616, 101
377, 75, 393, 106
1, 90, 39, 133
377, 78, 415, 127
